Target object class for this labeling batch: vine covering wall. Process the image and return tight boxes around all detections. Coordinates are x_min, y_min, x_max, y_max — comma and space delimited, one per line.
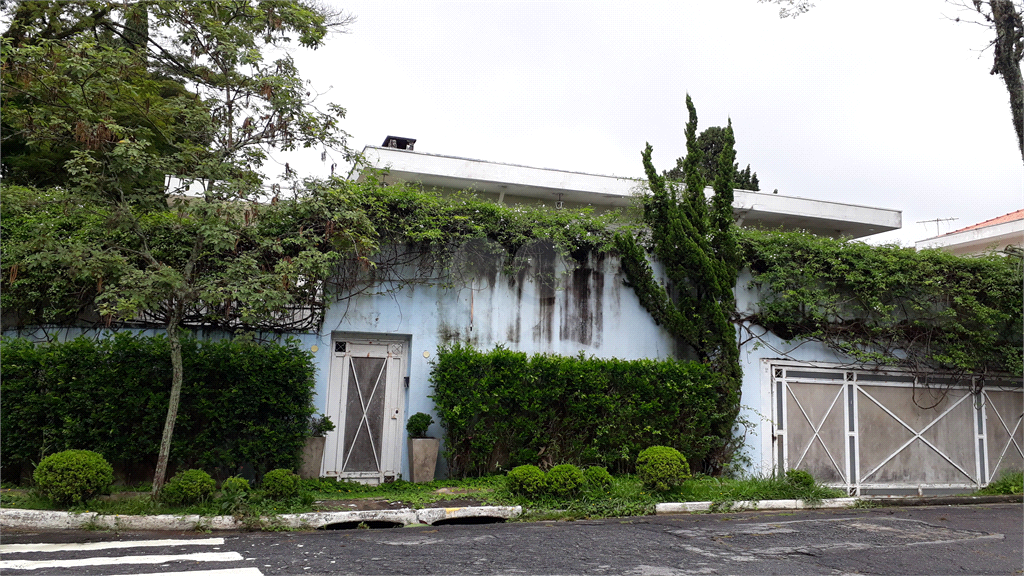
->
740, 229, 1023, 378
430, 344, 734, 478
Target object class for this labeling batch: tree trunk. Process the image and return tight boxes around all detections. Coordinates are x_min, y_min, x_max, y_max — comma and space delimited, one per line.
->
990, 0, 1024, 163
151, 315, 185, 499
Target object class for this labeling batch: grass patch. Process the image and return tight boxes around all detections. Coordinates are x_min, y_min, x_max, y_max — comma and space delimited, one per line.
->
1, 471, 846, 523
672, 474, 846, 505
977, 470, 1023, 495
301, 475, 505, 508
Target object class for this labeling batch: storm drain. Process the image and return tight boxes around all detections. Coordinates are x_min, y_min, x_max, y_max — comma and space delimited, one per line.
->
429, 516, 507, 526
321, 520, 404, 530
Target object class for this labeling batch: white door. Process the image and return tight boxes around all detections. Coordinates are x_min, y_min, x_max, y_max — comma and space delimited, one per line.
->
322, 339, 406, 484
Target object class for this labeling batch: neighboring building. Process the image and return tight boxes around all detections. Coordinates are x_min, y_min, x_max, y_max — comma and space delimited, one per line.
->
915, 209, 1024, 256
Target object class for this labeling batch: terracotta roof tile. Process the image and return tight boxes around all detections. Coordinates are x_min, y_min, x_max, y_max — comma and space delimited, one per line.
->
944, 209, 1024, 236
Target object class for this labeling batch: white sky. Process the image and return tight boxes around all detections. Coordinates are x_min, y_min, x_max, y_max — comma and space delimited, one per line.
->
278, 0, 1023, 246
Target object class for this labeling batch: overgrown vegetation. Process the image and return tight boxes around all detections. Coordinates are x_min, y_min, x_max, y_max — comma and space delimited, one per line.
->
1, 333, 316, 483
676, 474, 845, 506
740, 229, 1024, 378
614, 96, 743, 472
323, 176, 622, 299
977, 470, 1024, 495
431, 344, 729, 477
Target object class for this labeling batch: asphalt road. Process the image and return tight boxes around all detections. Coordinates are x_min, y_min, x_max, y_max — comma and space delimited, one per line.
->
1, 503, 1021, 575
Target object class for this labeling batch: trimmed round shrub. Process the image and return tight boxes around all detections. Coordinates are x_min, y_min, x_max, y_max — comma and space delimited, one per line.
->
261, 468, 301, 500
33, 450, 114, 505
506, 464, 546, 497
546, 464, 584, 498
636, 446, 690, 492
785, 469, 815, 491
583, 466, 613, 490
406, 412, 434, 438
161, 469, 216, 506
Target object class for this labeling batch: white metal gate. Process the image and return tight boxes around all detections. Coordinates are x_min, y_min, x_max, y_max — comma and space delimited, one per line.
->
770, 363, 1023, 495
322, 338, 406, 484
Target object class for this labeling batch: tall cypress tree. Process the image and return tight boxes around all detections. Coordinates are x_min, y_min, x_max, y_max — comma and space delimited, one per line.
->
615, 95, 742, 473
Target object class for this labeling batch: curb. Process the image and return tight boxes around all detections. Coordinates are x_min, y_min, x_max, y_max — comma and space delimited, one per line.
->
656, 497, 859, 514
655, 494, 1022, 515
0, 505, 522, 531
858, 494, 1022, 507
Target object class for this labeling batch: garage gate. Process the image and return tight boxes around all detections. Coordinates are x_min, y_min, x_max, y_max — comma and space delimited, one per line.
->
771, 363, 1024, 495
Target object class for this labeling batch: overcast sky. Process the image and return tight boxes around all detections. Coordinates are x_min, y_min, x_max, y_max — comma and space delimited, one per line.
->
280, 0, 1023, 246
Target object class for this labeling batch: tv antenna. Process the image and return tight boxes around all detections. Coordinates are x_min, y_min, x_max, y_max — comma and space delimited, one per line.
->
916, 217, 958, 237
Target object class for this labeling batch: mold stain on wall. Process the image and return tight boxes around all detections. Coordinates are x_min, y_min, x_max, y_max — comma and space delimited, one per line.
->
528, 243, 557, 344
558, 252, 606, 348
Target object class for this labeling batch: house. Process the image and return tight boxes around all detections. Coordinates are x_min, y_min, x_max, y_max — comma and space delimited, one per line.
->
8, 137, 1019, 494
313, 138, 1019, 494
915, 209, 1024, 256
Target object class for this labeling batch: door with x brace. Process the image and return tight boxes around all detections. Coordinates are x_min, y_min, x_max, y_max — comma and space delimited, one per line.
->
322, 339, 406, 484
772, 364, 1023, 494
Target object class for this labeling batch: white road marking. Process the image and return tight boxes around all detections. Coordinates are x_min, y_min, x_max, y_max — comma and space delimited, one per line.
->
111, 569, 264, 576
0, 537, 225, 554
0, 551, 243, 570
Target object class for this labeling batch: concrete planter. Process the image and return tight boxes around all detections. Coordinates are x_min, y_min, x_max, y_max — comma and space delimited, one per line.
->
408, 437, 440, 483
299, 436, 326, 479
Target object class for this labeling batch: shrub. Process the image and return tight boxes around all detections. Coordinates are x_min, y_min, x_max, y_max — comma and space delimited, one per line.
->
785, 469, 815, 491
546, 464, 585, 498
33, 450, 113, 505
583, 466, 613, 489
261, 468, 301, 500
505, 465, 547, 497
406, 412, 434, 438
161, 469, 216, 506
636, 446, 690, 492
221, 476, 251, 494
307, 414, 335, 437
431, 343, 727, 479
1, 334, 317, 480
217, 476, 251, 515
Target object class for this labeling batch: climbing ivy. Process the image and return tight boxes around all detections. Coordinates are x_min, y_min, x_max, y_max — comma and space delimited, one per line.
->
613, 96, 743, 472
314, 175, 623, 299
740, 229, 1023, 378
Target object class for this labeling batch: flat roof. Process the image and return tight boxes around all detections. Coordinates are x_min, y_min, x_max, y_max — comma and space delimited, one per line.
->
356, 146, 902, 239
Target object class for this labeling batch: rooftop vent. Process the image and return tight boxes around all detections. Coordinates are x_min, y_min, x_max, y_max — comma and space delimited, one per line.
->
382, 136, 416, 150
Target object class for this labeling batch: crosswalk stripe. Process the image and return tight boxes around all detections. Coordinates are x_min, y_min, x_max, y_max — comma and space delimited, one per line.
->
110, 569, 264, 576
0, 537, 225, 554
0, 551, 244, 570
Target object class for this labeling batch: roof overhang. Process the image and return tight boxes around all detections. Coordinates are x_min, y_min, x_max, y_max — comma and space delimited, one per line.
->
356, 146, 902, 239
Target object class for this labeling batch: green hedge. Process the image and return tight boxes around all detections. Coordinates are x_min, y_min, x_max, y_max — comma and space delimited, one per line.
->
430, 344, 731, 478
1, 333, 316, 482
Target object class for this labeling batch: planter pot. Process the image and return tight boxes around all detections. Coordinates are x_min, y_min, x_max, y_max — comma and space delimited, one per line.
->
408, 437, 440, 483
300, 436, 327, 479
